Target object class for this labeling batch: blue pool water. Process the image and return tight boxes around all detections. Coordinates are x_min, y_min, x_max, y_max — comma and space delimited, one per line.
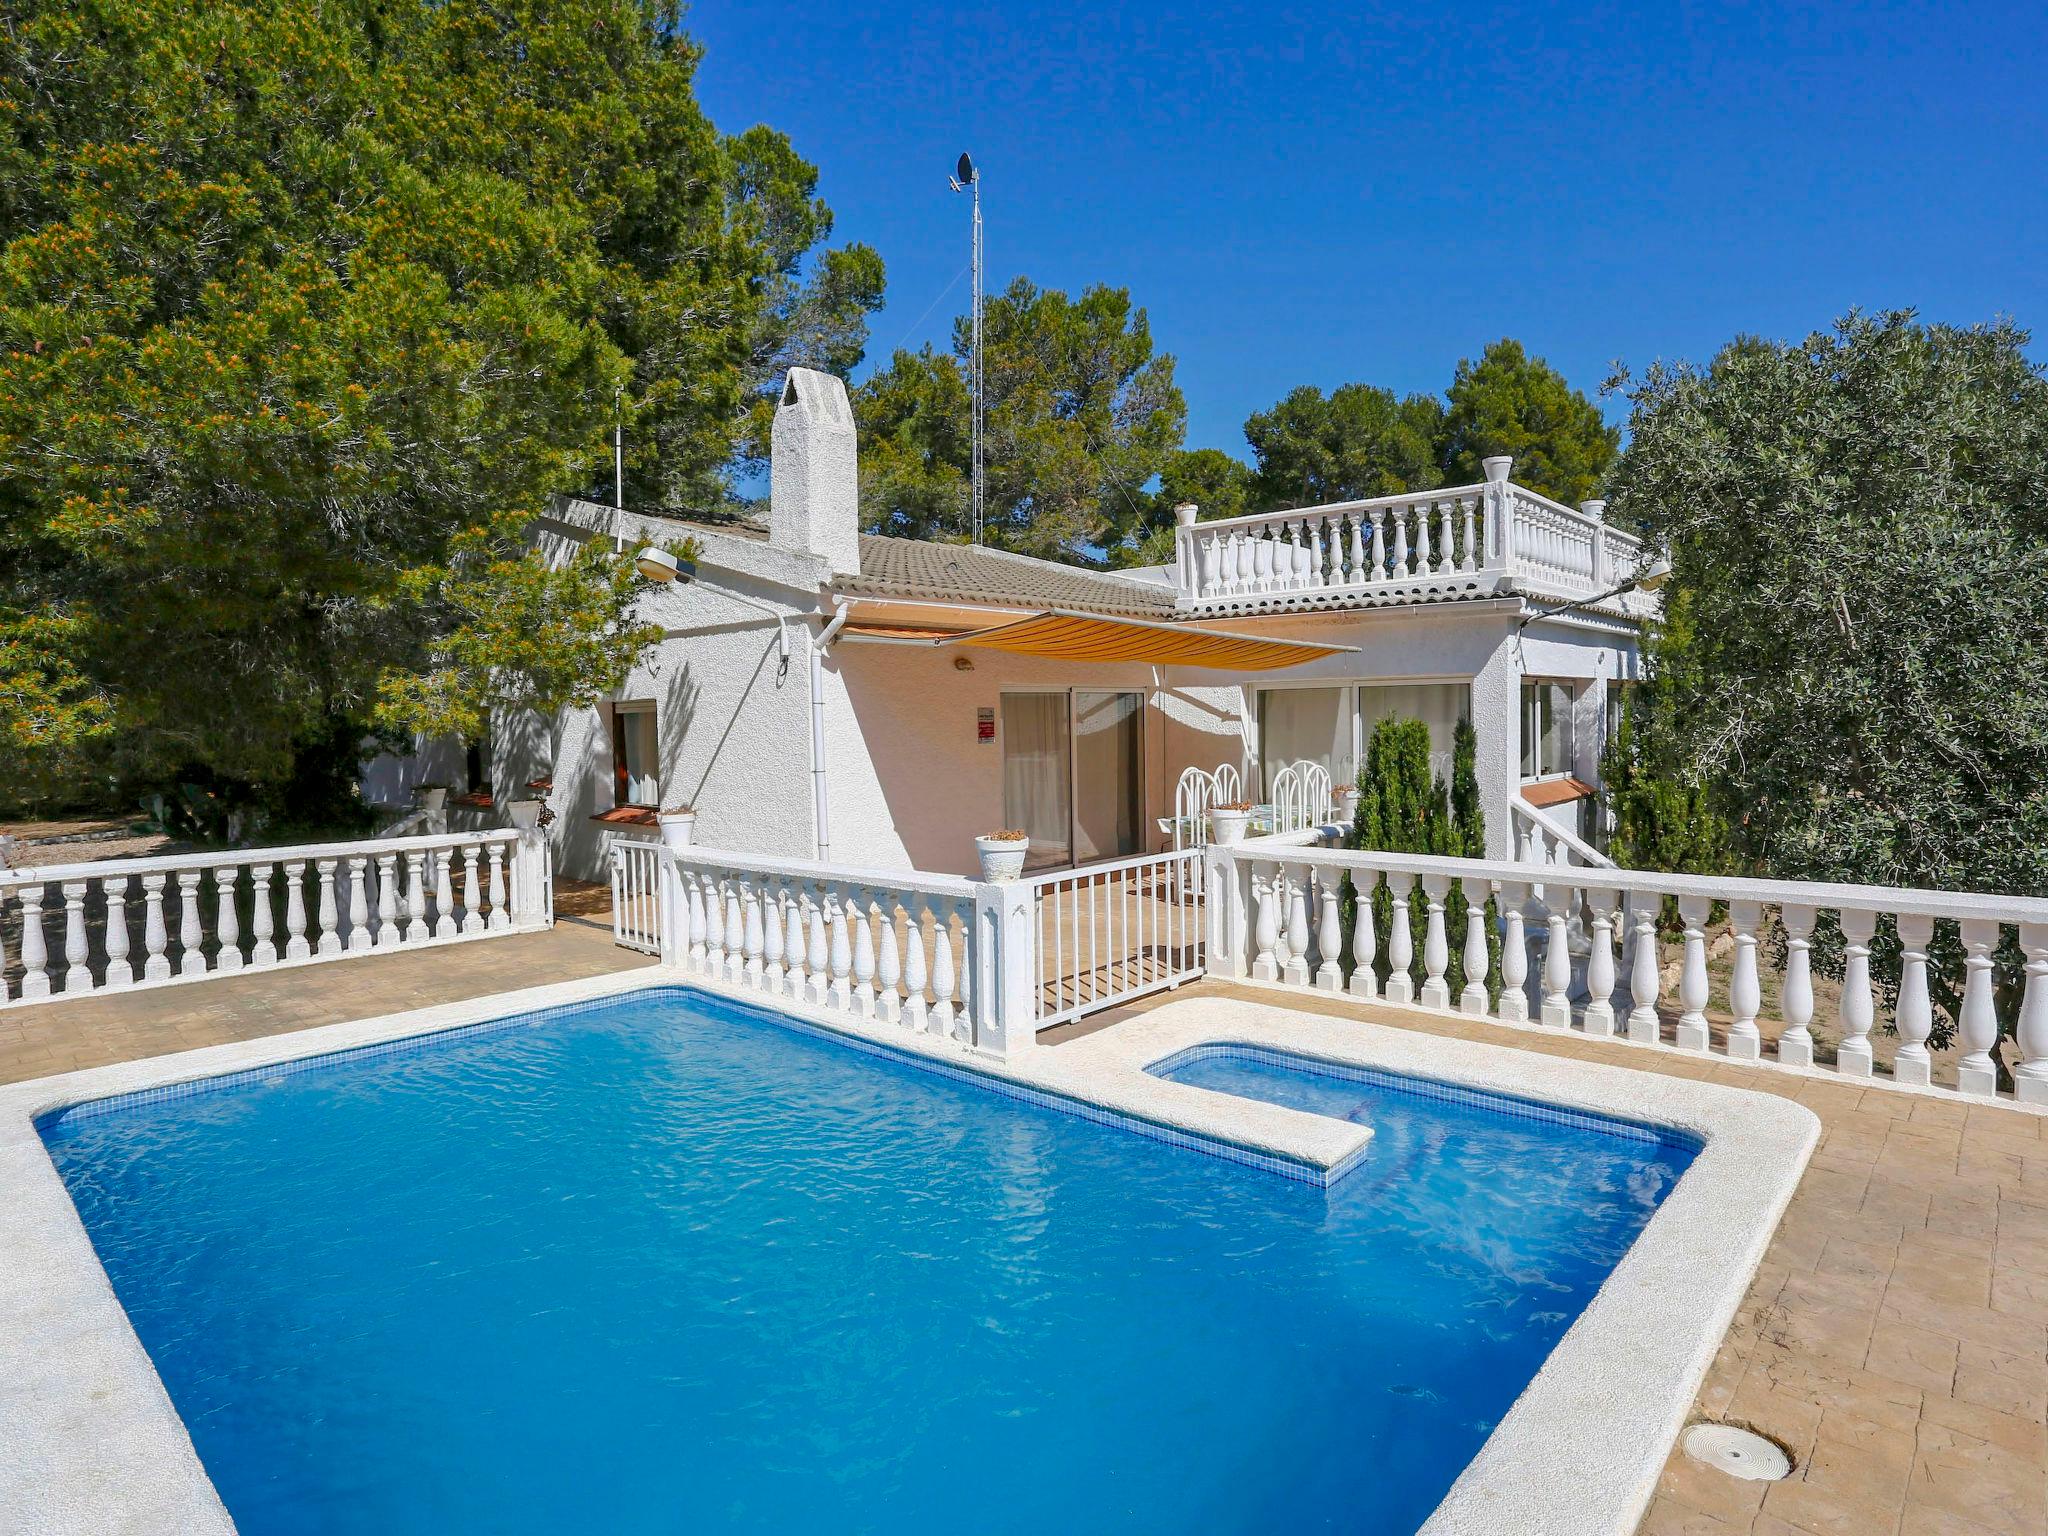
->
44, 990, 1693, 1536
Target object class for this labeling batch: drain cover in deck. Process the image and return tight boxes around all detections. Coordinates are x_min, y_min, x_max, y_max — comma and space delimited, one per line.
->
1682, 1423, 1791, 1481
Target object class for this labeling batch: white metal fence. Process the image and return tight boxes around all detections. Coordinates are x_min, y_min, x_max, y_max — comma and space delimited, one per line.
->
1030, 848, 1205, 1028
1, 829, 551, 1008
611, 839, 666, 954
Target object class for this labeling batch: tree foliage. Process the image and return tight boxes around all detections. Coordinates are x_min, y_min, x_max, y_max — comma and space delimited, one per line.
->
0, 0, 870, 813
1244, 383, 1444, 511
1438, 338, 1618, 504
1108, 448, 1255, 568
853, 277, 1185, 561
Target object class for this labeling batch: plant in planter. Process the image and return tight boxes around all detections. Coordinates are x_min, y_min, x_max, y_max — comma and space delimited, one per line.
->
974, 828, 1029, 880
1209, 801, 1256, 845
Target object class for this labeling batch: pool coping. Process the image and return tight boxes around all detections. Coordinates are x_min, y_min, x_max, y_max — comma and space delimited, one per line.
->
0, 967, 1818, 1535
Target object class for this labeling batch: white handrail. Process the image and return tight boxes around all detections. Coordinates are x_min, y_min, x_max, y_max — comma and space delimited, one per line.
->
1511, 794, 1616, 869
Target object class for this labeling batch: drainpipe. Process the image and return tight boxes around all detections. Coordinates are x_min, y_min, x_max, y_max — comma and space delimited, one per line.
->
811, 597, 853, 861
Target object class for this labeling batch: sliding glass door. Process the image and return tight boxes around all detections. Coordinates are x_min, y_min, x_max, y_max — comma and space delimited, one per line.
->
1002, 690, 1145, 870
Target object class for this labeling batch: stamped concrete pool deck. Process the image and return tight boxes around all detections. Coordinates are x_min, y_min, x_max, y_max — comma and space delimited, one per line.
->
3, 920, 2043, 1536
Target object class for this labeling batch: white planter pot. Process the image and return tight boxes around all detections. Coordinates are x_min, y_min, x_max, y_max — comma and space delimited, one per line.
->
1210, 809, 1251, 846
413, 786, 448, 815
975, 836, 1028, 881
1334, 787, 1359, 824
506, 798, 544, 833
658, 810, 696, 851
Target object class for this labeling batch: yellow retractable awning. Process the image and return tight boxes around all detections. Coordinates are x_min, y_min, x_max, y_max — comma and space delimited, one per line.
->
905, 609, 1356, 670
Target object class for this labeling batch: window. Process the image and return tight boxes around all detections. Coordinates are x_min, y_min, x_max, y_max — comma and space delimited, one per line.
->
612, 703, 659, 807
463, 734, 490, 795
1521, 680, 1575, 779
1356, 683, 1468, 783
1257, 682, 1471, 797
1605, 680, 1633, 746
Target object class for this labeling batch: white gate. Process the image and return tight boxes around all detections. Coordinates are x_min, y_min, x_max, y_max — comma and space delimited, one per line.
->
1031, 848, 1206, 1028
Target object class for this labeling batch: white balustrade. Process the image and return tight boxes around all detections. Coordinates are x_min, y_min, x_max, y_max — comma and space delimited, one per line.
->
3, 830, 544, 1011
1172, 472, 1649, 617
1199, 839, 2048, 1105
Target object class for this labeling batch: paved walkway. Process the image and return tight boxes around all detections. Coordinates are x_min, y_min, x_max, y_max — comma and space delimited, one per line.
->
1083, 980, 2048, 1536
0, 913, 653, 1086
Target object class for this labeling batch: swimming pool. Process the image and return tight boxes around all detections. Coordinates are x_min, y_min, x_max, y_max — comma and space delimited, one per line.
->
44, 986, 1696, 1536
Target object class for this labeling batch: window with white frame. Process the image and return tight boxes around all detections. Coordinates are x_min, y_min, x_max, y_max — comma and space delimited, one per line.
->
611, 703, 659, 807
1520, 680, 1575, 779
1258, 682, 1471, 797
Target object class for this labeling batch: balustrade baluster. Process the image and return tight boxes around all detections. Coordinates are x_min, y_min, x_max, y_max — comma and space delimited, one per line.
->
683, 869, 707, 970
954, 898, 974, 1041
876, 894, 903, 1024
717, 880, 741, 983
849, 886, 877, 1014
1411, 499, 1431, 574
903, 898, 931, 1031
370, 854, 398, 948
1725, 900, 1763, 1059
1540, 885, 1574, 1028
930, 906, 957, 1035
1436, 499, 1455, 574
1892, 913, 1935, 1086
486, 844, 511, 932
1459, 495, 1479, 572
2016, 923, 2048, 1105
1385, 874, 1416, 1004
179, 870, 210, 973
1315, 871, 1342, 991
762, 880, 787, 993
1956, 918, 2000, 1097
18, 884, 50, 998
804, 886, 830, 1006
61, 880, 94, 993
459, 847, 483, 936
209, 866, 241, 972
743, 879, 767, 987
1581, 888, 1617, 1036
1250, 865, 1281, 982
1836, 908, 1876, 1076
1776, 904, 1816, 1066
138, 872, 171, 981
102, 874, 134, 989
1627, 903, 1662, 1042
1460, 880, 1491, 1016
1497, 879, 1530, 1023
1282, 869, 1311, 986
1369, 507, 1388, 580
1673, 895, 1711, 1049
1348, 874, 1378, 999
1391, 502, 1413, 576
783, 883, 807, 998
1419, 874, 1451, 1009
1306, 518, 1326, 587
283, 862, 310, 960
1342, 512, 1364, 584
1198, 533, 1220, 597
432, 849, 456, 940
403, 852, 428, 944
825, 889, 853, 1009
248, 864, 276, 967
342, 858, 370, 954
702, 870, 727, 975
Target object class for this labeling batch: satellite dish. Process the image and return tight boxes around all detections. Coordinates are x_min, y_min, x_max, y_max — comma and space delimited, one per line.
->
956, 152, 975, 184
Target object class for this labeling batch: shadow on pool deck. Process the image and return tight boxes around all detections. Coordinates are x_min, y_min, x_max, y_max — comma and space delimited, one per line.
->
1073, 979, 2048, 1536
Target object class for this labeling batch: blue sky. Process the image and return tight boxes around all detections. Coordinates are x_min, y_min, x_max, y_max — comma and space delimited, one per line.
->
687, 1, 2047, 457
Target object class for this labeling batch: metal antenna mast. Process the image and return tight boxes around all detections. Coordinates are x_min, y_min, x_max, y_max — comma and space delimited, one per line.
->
950, 152, 983, 544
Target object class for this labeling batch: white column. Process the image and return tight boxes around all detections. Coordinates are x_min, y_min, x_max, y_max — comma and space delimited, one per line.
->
141, 873, 172, 982
249, 864, 277, 967
849, 886, 876, 1015
1419, 874, 1451, 1010
703, 872, 727, 976
1459, 494, 1479, 573
1836, 907, 1876, 1077
177, 870, 208, 974
61, 880, 94, 993
102, 874, 133, 989
1460, 881, 1491, 1016
782, 884, 806, 998
404, 851, 429, 944
17, 884, 50, 998
876, 894, 903, 1024
317, 858, 344, 955
1725, 899, 1762, 1060
1627, 902, 1662, 1043
459, 846, 483, 936
762, 881, 788, 995
1315, 872, 1342, 992
1540, 885, 1574, 1029
213, 866, 243, 973
432, 850, 457, 940
1891, 912, 1935, 1087
1282, 869, 1311, 987
1436, 498, 1455, 574
284, 861, 310, 960
685, 870, 708, 970
345, 857, 372, 954
930, 906, 957, 1035
1674, 894, 1711, 1050
1384, 875, 1416, 1004
1348, 873, 1378, 999
1497, 880, 1529, 1023
1777, 903, 1816, 1068
1956, 918, 2001, 1098
2015, 922, 2048, 1106
1582, 888, 1617, 1037
902, 897, 931, 1031
744, 879, 768, 988
486, 844, 510, 932
826, 889, 853, 1009
1251, 866, 1280, 983
805, 886, 830, 1007
1368, 507, 1387, 580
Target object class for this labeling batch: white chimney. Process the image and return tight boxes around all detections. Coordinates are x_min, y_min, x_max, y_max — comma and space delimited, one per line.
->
770, 367, 859, 574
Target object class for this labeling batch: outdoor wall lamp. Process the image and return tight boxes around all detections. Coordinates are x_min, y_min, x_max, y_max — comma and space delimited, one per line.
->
635, 545, 695, 585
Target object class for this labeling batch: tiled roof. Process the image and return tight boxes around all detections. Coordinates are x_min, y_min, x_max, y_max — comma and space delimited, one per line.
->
841, 536, 1178, 617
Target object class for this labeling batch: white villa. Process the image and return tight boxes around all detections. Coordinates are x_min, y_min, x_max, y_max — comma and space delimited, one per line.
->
378, 367, 1659, 886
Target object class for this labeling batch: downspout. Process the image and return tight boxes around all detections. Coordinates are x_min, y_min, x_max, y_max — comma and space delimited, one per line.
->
811, 596, 854, 861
